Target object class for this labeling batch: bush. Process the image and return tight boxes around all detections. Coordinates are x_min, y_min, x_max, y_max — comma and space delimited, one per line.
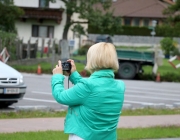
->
137, 73, 180, 82
160, 37, 177, 56
78, 45, 90, 55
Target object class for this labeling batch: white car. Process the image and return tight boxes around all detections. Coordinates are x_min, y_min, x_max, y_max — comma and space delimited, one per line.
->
0, 61, 26, 108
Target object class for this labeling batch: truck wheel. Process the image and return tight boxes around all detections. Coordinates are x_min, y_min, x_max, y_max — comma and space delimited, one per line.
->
118, 62, 136, 79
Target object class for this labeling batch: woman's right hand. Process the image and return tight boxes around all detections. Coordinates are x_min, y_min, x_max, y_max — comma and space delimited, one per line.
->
67, 59, 76, 74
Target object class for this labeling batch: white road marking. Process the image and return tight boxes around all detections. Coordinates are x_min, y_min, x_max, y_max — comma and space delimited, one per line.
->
125, 94, 180, 101
32, 91, 51, 95
24, 97, 56, 103
125, 89, 180, 97
124, 100, 155, 105
127, 87, 180, 93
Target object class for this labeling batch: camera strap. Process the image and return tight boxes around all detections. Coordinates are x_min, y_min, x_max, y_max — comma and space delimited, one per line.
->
68, 76, 70, 89
67, 72, 71, 89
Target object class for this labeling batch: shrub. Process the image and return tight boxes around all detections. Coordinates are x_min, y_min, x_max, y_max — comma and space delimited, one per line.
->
137, 73, 180, 82
160, 37, 177, 56
78, 45, 90, 55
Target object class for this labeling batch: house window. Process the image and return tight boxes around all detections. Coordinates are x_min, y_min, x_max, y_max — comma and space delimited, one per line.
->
39, 0, 49, 8
32, 25, 54, 38
124, 18, 131, 26
143, 19, 149, 27
133, 18, 140, 26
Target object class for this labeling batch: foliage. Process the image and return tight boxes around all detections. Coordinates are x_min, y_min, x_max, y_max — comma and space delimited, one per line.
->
47, 0, 122, 39
0, 0, 24, 60
77, 45, 90, 55
0, 30, 18, 60
160, 37, 177, 55
162, 0, 180, 37
0, 0, 24, 32
137, 72, 180, 82
88, 25, 178, 37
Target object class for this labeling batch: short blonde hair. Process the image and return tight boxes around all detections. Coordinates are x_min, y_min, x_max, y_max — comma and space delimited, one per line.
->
85, 42, 119, 73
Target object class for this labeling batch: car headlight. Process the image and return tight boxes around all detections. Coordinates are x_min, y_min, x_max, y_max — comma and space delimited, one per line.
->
19, 76, 24, 84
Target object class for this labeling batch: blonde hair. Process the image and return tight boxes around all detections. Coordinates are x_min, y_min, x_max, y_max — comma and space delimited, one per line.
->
85, 42, 119, 73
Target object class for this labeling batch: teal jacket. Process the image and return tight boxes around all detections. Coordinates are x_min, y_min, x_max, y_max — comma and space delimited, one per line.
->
51, 69, 125, 140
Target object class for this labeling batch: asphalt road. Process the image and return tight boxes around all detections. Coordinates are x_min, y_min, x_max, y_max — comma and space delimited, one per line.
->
5, 73, 180, 111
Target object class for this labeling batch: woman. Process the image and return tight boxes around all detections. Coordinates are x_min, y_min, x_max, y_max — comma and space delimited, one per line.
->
51, 42, 125, 140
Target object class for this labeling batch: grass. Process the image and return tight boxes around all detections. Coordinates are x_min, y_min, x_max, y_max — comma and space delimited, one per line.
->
143, 59, 180, 75
0, 126, 180, 140
0, 108, 180, 119
115, 46, 153, 52
10, 54, 180, 74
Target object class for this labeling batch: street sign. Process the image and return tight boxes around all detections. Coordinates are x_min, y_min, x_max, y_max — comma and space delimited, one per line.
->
151, 31, 156, 36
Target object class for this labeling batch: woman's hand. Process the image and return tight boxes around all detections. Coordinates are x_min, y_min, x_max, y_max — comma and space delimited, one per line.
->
52, 60, 63, 75
67, 59, 76, 74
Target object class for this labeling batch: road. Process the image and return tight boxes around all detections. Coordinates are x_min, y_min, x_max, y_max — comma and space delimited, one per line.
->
4, 73, 180, 111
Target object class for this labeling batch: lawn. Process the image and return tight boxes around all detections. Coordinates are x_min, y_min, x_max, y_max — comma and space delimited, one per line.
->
0, 108, 180, 119
143, 58, 180, 75
9, 54, 180, 75
0, 126, 180, 140
8, 48, 180, 82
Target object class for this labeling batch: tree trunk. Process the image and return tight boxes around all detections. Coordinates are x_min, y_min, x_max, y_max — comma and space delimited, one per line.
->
62, 13, 72, 40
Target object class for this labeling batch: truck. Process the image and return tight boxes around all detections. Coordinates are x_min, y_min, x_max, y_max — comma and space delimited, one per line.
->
93, 35, 163, 79
116, 48, 163, 79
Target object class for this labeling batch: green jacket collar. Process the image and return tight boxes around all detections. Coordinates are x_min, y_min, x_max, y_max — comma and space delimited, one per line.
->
90, 69, 114, 78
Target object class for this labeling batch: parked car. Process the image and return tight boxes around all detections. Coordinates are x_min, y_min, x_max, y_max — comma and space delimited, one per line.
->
0, 61, 27, 108
95, 35, 113, 44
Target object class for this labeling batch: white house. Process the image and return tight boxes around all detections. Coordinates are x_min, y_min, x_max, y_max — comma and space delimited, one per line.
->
14, 0, 88, 51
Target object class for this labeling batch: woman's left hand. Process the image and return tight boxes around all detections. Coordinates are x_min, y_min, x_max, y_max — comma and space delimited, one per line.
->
52, 60, 63, 75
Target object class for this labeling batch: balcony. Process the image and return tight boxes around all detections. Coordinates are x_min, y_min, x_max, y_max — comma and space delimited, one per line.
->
19, 7, 64, 24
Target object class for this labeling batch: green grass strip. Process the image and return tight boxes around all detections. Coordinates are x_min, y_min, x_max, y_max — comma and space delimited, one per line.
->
0, 108, 180, 119
0, 126, 180, 140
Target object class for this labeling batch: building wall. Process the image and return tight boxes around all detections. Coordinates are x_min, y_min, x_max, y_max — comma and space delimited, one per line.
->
14, 0, 72, 48
14, 0, 65, 8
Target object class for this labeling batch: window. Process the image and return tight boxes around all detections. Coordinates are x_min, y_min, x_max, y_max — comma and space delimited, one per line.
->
32, 25, 54, 38
124, 18, 131, 26
143, 19, 149, 27
133, 18, 140, 26
39, 0, 49, 8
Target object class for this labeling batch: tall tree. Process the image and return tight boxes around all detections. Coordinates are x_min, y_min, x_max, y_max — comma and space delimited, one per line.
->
48, 0, 122, 40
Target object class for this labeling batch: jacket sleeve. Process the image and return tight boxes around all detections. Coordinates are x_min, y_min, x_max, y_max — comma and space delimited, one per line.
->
69, 71, 83, 85
51, 74, 90, 106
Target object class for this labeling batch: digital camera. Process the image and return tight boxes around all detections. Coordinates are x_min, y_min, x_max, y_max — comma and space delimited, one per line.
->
61, 62, 71, 71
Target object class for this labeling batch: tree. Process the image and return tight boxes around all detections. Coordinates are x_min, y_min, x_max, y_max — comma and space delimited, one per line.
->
0, 0, 24, 33
162, 0, 180, 37
48, 0, 122, 40
0, 0, 24, 60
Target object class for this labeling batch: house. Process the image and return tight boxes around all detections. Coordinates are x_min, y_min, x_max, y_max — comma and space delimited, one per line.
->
88, 0, 176, 46
14, 0, 87, 51
13, 0, 175, 50
98, 0, 175, 27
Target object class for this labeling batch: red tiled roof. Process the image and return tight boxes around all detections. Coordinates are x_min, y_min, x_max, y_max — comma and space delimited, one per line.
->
112, 0, 169, 18
95, 0, 173, 18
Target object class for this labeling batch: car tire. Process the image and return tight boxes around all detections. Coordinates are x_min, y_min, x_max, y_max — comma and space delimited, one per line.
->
0, 102, 14, 108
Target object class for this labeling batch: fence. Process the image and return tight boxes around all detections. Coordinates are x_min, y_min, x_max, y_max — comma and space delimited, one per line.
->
0, 38, 63, 61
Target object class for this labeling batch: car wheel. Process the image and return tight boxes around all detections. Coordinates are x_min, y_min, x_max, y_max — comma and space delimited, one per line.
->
0, 102, 14, 108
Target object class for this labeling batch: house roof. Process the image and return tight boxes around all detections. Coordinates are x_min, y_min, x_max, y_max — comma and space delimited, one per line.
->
95, 0, 174, 19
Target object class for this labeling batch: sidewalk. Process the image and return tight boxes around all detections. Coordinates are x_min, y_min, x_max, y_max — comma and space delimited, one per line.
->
0, 115, 180, 133
0, 115, 180, 140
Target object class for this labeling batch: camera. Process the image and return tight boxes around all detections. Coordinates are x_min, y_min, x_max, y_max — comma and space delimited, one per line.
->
61, 62, 71, 71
